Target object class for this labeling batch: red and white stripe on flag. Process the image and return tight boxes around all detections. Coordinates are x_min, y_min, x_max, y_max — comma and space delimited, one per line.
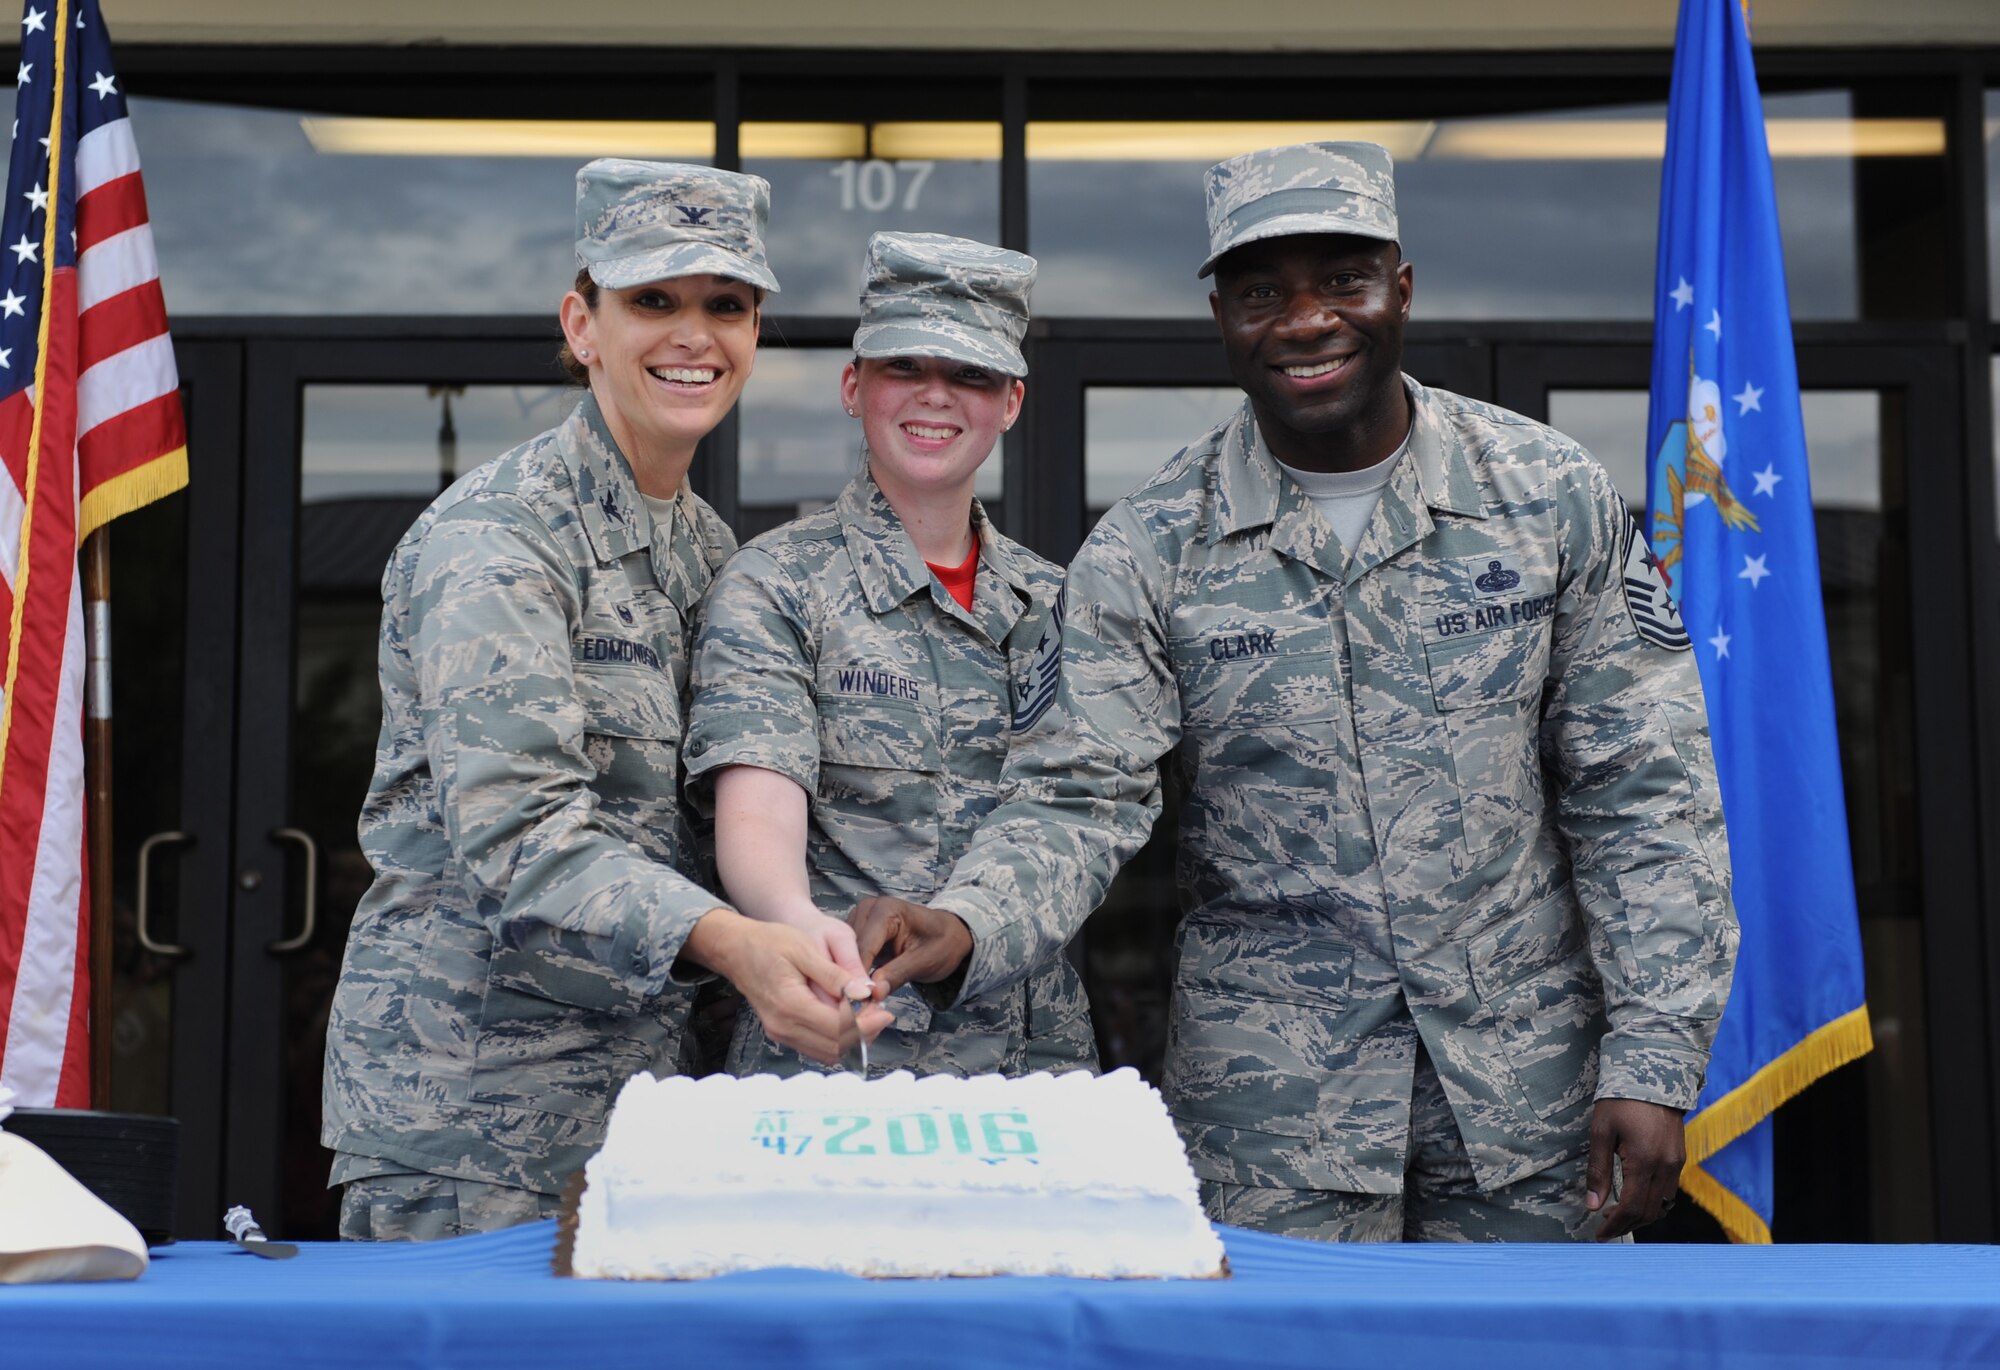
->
0, 0, 187, 1108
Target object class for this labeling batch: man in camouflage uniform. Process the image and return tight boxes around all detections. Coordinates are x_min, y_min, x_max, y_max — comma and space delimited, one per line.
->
323, 162, 883, 1242
855, 144, 1738, 1241
685, 233, 1096, 1080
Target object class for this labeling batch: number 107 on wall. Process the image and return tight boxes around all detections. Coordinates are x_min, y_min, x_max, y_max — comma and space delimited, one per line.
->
829, 159, 936, 212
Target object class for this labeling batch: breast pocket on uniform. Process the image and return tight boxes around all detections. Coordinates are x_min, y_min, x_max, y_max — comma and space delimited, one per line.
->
1168, 631, 1353, 875
573, 663, 684, 860
1169, 636, 1345, 732
815, 698, 944, 869
1420, 612, 1551, 865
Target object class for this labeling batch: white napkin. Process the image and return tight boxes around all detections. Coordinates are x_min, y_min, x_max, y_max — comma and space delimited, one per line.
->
0, 1121, 150, 1283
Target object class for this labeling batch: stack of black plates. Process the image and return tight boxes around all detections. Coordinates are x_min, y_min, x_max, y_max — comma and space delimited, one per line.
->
6, 1109, 178, 1246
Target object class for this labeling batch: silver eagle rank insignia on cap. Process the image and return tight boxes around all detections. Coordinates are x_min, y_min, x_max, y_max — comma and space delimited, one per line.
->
1198, 141, 1399, 278
852, 232, 1035, 379
575, 158, 780, 294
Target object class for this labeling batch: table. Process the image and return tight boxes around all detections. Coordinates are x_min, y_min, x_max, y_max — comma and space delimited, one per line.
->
6, 1220, 1999, 1369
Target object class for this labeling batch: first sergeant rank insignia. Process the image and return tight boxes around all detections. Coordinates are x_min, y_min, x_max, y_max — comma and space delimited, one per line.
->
1621, 514, 1691, 651
1013, 588, 1065, 732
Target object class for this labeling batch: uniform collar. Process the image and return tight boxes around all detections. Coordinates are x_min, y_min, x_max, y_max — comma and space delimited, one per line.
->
1210, 376, 1487, 579
839, 463, 1032, 643
560, 391, 656, 566
1405, 377, 1487, 521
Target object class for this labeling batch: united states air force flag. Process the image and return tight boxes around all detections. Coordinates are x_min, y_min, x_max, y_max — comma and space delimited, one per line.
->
1645, 0, 1871, 1244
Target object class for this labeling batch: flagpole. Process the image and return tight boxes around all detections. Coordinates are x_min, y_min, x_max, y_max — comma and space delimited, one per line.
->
83, 527, 112, 1109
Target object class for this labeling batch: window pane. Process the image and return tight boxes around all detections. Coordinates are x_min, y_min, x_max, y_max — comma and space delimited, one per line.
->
1545, 391, 1654, 507
1987, 92, 2000, 317
737, 348, 1005, 541
299, 384, 578, 588
1546, 388, 1881, 512
1084, 386, 1241, 514
301, 384, 578, 503
748, 124, 1002, 317
128, 99, 713, 316
1032, 92, 1902, 321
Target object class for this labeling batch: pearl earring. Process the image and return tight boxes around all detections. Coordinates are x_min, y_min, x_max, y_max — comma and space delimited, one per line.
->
846, 407, 857, 417
577, 349, 590, 360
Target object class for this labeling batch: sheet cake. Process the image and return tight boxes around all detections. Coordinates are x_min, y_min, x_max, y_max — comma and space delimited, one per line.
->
561, 1067, 1227, 1280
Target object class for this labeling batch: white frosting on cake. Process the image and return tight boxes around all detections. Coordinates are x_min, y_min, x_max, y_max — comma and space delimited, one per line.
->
568, 1068, 1227, 1280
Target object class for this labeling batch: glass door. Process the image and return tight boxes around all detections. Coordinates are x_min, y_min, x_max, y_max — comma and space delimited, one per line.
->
229, 338, 569, 1237
1496, 338, 1977, 1241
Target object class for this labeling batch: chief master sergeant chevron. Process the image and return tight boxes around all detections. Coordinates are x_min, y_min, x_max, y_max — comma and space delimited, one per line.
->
851, 142, 1740, 1242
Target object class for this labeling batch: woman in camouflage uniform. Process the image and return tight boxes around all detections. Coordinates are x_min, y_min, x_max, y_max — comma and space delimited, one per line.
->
685, 232, 1097, 1079
321, 161, 887, 1241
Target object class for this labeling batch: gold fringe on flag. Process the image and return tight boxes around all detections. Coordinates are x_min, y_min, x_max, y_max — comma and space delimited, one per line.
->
1680, 1005, 1874, 1243
1683, 1005, 1875, 1165
1680, 1160, 1772, 1244
76, 447, 189, 546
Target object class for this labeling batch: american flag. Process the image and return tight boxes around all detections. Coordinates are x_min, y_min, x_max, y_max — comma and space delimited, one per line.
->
0, 0, 186, 1108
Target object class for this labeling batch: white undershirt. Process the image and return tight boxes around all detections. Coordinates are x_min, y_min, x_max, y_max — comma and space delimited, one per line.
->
641, 489, 680, 537
1275, 435, 1408, 569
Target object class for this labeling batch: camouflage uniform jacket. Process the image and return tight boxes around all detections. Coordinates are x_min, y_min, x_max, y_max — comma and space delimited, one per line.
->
930, 380, 1737, 1193
321, 392, 737, 1196
685, 467, 1097, 1078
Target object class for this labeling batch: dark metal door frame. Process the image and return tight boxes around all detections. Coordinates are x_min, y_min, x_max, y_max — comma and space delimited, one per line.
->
160, 338, 244, 1238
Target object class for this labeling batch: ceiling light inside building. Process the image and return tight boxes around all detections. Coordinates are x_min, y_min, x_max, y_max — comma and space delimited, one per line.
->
738, 123, 1002, 160
300, 118, 717, 158
868, 123, 1004, 160
1429, 116, 1946, 159
299, 115, 1945, 163
1026, 121, 1437, 161
738, 122, 870, 159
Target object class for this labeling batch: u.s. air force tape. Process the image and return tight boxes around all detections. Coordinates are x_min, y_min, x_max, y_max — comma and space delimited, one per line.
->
1621, 515, 1691, 651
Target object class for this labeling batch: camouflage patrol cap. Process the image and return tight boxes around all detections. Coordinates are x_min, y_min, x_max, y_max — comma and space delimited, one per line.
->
852, 232, 1034, 379
575, 158, 781, 294
1198, 141, 1399, 278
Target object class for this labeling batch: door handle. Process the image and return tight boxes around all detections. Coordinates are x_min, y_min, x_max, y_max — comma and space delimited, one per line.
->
267, 827, 318, 954
136, 830, 194, 957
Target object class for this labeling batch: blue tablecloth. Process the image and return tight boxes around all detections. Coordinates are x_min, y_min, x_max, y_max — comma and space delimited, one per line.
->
6, 1221, 1999, 1369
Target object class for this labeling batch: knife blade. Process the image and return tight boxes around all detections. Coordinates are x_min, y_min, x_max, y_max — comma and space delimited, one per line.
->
837, 994, 869, 1077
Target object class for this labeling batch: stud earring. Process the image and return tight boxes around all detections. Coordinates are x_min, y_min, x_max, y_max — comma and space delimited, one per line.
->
845, 407, 857, 417
577, 349, 590, 361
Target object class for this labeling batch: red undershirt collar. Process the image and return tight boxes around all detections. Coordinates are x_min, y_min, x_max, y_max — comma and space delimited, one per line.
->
925, 537, 980, 611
